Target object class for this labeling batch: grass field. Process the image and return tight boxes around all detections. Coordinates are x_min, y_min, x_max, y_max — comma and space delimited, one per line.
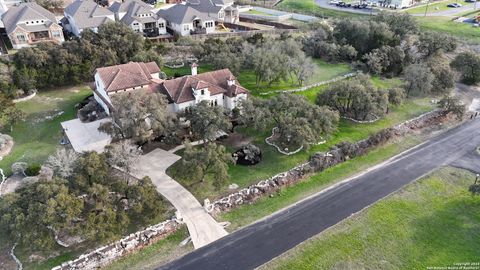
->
162, 60, 353, 96
104, 227, 192, 270
0, 86, 91, 176
237, 59, 353, 95
405, 0, 461, 14
276, 0, 368, 18
416, 16, 480, 44
260, 167, 480, 270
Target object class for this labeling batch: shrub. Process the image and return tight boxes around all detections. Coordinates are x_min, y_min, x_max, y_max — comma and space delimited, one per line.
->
25, 163, 41, 176
388, 88, 406, 105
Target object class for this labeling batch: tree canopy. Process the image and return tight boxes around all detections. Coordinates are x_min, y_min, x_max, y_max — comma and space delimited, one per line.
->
317, 75, 389, 121
183, 100, 232, 143
451, 51, 480, 85
241, 93, 339, 148
99, 91, 177, 143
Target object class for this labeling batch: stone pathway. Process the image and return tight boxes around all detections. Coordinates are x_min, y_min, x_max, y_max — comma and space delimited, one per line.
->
131, 149, 228, 249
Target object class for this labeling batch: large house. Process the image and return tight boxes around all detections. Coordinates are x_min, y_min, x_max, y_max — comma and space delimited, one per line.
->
1, 2, 64, 49
64, 0, 115, 36
158, 0, 239, 36
93, 61, 161, 115
109, 0, 166, 37
93, 62, 248, 114
155, 64, 248, 112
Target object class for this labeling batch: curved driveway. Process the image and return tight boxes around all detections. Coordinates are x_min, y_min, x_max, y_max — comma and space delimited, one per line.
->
132, 148, 228, 249
158, 118, 480, 270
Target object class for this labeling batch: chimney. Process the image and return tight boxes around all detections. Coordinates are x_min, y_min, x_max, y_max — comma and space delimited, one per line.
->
227, 75, 235, 86
191, 63, 198, 76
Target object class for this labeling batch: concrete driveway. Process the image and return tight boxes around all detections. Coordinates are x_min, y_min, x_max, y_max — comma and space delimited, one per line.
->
131, 148, 228, 249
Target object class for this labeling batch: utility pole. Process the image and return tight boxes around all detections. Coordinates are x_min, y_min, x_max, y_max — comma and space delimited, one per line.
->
424, 0, 430, 16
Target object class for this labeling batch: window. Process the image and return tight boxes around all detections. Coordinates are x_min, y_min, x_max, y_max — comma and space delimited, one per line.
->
183, 24, 190, 31
16, 34, 26, 43
205, 22, 214, 28
201, 89, 204, 95
159, 23, 164, 28
26, 21, 29, 24
214, 100, 218, 106
36, 21, 39, 23
52, 31, 61, 38
133, 22, 139, 26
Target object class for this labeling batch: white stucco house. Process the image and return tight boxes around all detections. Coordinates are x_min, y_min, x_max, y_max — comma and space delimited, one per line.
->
157, 0, 239, 36
109, 0, 167, 37
154, 63, 249, 112
93, 62, 248, 115
64, 0, 115, 36
93, 61, 161, 115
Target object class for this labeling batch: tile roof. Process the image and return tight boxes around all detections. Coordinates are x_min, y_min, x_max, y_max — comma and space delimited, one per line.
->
96, 61, 160, 92
1, 2, 58, 35
155, 69, 248, 104
64, 0, 114, 29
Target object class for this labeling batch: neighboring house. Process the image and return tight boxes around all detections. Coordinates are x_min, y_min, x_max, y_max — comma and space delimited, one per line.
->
109, 0, 166, 37
154, 64, 248, 112
158, 0, 239, 36
1, 2, 64, 49
94, 61, 161, 115
64, 0, 115, 36
93, 62, 248, 114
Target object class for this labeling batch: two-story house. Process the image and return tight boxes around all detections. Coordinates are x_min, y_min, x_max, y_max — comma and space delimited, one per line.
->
64, 0, 115, 37
157, 0, 239, 36
93, 62, 248, 115
154, 64, 248, 112
109, 0, 166, 37
93, 61, 161, 115
1, 2, 64, 49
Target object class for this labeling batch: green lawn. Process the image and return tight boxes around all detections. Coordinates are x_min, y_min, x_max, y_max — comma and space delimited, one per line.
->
169, 94, 434, 201
0, 86, 91, 176
260, 167, 480, 269
416, 16, 480, 44
405, 0, 462, 14
162, 64, 214, 78
276, 0, 368, 18
104, 227, 193, 270
237, 59, 353, 95
162, 60, 353, 97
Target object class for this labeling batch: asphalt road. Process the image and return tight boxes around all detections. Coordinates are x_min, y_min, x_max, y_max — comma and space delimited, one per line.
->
158, 119, 480, 270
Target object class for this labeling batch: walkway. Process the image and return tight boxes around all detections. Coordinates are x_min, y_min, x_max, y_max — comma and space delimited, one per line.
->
131, 149, 228, 249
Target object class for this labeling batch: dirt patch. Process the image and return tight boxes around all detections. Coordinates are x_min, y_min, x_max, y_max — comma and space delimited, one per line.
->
0, 140, 13, 159
0, 174, 24, 195
455, 83, 480, 111
0, 244, 16, 270
217, 133, 252, 149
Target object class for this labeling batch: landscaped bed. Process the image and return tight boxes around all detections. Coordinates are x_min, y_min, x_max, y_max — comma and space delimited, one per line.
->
259, 167, 480, 269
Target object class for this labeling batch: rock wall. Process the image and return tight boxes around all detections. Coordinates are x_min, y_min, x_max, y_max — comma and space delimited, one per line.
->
52, 219, 181, 270
205, 109, 448, 214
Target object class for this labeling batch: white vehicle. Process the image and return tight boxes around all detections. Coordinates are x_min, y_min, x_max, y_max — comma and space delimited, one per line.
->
329, 0, 341, 4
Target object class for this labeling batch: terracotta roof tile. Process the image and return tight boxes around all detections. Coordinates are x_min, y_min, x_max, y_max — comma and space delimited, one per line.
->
155, 68, 248, 104
96, 61, 160, 92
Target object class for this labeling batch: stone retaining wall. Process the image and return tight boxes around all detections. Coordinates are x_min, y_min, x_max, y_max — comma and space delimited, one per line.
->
204, 109, 447, 214
52, 219, 181, 270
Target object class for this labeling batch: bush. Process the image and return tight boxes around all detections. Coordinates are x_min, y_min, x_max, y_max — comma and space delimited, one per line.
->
388, 88, 406, 105
234, 144, 262, 166
25, 163, 41, 176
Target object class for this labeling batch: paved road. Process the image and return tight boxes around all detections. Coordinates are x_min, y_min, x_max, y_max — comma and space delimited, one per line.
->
158, 118, 480, 270
132, 149, 228, 249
